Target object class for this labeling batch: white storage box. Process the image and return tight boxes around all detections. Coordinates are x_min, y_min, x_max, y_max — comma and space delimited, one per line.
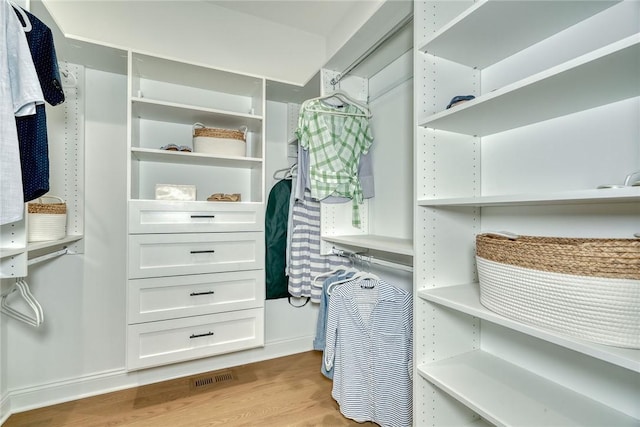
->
192, 123, 246, 157
155, 184, 196, 201
27, 196, 67, 242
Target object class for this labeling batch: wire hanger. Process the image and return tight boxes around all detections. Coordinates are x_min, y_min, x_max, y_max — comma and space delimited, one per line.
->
1, 279, 44, 327
302, 90, 372, 118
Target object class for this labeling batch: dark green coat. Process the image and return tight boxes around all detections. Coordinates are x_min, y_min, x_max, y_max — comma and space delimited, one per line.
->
265, 179, 292, 299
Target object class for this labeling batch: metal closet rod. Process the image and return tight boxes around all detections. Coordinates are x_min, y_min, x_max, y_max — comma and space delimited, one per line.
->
332, 247, 413, 273
330, 13, 414, 88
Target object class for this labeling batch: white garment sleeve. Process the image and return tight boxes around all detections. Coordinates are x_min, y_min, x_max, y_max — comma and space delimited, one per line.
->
7, 1, 43, 116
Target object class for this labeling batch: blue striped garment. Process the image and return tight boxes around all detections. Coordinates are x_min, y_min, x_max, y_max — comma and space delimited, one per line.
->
287, 188, 350, 301
325, 279, 413, 426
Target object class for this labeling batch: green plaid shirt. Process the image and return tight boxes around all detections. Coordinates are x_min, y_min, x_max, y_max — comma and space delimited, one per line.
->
297, 100, 373, 227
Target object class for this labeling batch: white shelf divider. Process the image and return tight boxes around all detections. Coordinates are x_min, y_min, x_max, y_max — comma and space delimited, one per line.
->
419, 284, 640, 373
131, 147, 262, 168
418, 35, 640, 136
417, 350, 638, 427
418, 0, 620, 69
131, 98, 262, 131
417, 187, 640, 207
322, 234, 414, 256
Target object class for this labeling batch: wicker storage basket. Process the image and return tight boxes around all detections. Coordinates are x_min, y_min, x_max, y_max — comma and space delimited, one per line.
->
476, 233, 640, 348
192, 123, 246, 157
27, 196, 67, 242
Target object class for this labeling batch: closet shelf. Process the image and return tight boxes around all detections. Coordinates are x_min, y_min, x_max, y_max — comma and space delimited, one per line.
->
28, 235, 83, 255
0, 247, 25, 259
418, 35, 640, 136
131, 52, 264, 99
418, 284, 640, 373
417, 350, 638, 427
2, 236, 82, 260
322, 235, 413, 256
417, 187, 640, 207
131, 98, 262, 131
131, 147, 262, 168
417, 0, 620, 69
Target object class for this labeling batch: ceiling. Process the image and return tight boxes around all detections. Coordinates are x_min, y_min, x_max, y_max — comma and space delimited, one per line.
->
205, 1, 364, 38
36, 0, 411, 97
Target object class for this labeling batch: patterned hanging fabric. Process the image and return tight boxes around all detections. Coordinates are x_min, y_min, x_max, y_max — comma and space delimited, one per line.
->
296, 99, 373, 227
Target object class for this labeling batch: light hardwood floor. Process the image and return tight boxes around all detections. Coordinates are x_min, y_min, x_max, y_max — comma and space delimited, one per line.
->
4, 351, 378, 427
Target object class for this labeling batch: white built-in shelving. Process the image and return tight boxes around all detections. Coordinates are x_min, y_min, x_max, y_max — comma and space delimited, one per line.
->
126, 51, 266, 370
413, 1, 639, 425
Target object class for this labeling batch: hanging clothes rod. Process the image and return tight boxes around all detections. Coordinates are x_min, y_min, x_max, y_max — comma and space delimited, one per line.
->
330, 14, 414, 88
332, 247, 413, 273
28, 248, 68, 266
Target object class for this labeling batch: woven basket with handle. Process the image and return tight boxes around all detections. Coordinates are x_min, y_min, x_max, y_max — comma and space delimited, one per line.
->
27, 196, 67, 242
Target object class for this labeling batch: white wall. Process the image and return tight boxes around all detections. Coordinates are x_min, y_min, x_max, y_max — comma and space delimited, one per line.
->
41, 0, 327, 86
368, 50, 414, 241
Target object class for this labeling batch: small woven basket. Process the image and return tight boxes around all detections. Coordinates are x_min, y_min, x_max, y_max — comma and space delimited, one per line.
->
476, 232, 640, 348
27, 196, 67, 242
193, 126, 245, 141
192, 123, 247, 157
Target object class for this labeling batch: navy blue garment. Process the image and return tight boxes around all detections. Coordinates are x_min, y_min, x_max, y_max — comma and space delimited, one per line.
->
14, 7, 65, 202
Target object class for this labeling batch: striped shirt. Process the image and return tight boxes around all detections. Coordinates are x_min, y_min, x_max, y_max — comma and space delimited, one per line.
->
325, 279, 412, 426
296, 100, 373, 227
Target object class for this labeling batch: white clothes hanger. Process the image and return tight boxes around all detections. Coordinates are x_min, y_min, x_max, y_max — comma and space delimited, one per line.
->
272, 163, 297, 180
313, 266, 360, 288
1, 279, 43, 327
10, 1, 32, 32
302, 90, 372, 118
326, 270, 380, 294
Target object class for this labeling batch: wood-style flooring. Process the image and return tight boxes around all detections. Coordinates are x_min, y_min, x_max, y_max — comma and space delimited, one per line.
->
4, 351, 378, 427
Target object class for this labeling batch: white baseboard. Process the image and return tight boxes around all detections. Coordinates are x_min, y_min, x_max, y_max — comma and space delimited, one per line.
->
3, 337, 314, 420
1, 392, 10, 426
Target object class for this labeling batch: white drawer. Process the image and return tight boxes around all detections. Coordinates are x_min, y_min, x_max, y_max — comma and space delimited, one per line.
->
128, 270, 265, 323
128, 232, 264, 278
127, 308, 264, 370
129, 200, 263, 233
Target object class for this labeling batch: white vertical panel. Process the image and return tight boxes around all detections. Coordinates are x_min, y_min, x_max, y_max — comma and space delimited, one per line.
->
46, 62, 85, 241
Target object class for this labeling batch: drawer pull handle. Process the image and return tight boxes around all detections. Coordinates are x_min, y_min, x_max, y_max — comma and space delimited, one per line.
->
190, 332, 214, 339
190, 250, 215, 254
190, 291, 215, 296
191, 215, 216, 219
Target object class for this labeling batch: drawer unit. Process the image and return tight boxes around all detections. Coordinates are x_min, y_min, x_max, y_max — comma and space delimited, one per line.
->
129, 200, 263, 234
128, 270, 264, 323
127, 308, 265, 370
128, 232, 264, 278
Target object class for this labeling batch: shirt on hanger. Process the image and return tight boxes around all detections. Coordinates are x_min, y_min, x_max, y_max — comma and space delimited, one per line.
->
1, 0, 44, 224
296, 100, 373, 228
313, 271, 355, 380
325, 279, 412, 426
14, 6, 65, 202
